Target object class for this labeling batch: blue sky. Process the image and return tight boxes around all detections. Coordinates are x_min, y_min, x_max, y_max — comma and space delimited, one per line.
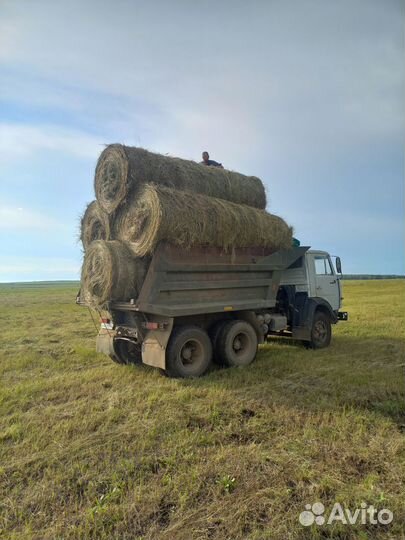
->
0, 0, 404, 281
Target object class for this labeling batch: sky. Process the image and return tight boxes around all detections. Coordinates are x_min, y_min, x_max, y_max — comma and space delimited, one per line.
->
0, 0, 404, 281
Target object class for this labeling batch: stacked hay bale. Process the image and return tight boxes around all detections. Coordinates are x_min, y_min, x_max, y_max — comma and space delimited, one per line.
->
80, 201, 111, 250
80, 145, 293, 309
94, 144, 267, 212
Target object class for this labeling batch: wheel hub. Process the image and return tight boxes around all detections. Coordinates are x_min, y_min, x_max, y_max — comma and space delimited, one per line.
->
182, 346, 193, 360
232, 333, 248, 354
180, 339, 203, 366
314, 321, 327, 340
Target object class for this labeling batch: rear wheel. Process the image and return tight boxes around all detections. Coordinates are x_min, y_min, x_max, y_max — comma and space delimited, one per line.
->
166, 326, 212, 378
209, 320, 228, 364
113, 339, 142, 365
306, 311, 331, 349
217, 320, 258, 367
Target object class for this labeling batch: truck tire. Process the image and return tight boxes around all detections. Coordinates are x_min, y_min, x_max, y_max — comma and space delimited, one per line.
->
307, 310, 331, 349
209, 320, 228, 364
113, 339, 142, 365
166, 326, 212, 378
217, 320, 258, 367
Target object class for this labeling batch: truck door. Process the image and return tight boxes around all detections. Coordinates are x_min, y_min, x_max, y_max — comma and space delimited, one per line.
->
312, 254, 340, 311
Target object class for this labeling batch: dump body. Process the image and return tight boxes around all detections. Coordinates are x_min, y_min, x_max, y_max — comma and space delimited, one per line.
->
110, 243, 309, 317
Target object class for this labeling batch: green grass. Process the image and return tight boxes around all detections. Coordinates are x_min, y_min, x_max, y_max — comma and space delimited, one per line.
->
0, 280, 404, 539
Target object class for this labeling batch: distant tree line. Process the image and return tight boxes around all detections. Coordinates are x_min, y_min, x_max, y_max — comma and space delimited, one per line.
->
341, 275, 405, 280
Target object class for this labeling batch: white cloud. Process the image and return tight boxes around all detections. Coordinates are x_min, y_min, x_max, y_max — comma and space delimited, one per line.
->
0, 0, 403, 164
0, 71, 88, 112
0, 205, 67, 231
0, 123, 103, 161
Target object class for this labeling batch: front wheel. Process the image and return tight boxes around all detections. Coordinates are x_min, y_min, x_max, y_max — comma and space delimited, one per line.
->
165, 326, 212, 378
306, 311, 331, 349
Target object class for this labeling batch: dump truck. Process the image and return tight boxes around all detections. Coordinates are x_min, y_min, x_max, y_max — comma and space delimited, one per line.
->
77, 243, 348, 378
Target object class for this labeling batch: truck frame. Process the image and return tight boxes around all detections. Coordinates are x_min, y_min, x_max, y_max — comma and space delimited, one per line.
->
77, 243, 347, 378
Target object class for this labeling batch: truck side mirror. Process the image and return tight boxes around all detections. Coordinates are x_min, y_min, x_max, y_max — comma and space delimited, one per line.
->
336, 257, 342, 274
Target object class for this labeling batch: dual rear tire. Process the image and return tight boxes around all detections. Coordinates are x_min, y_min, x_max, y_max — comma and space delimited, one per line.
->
165, 320, 258, 378
165, 326, 212, 378
213, 320, 258, 368
112, 338, 143, 365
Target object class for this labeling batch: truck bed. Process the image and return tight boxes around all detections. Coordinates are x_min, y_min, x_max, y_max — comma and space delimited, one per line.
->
110, 243, 308, 317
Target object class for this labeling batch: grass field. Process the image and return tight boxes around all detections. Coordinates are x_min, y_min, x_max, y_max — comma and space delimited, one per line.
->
0, 280, 404, 539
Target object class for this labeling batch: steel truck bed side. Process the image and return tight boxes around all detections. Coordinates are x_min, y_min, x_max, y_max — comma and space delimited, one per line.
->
110, 243, 308, 316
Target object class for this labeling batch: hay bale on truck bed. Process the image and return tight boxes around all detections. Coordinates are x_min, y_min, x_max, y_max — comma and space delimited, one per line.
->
114, 184, 293, 257
94, 144, 267, 214
80, 201, 111, 250
81, 240, 150, 308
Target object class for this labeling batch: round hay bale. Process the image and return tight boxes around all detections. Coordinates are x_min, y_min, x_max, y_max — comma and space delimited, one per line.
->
94, 145, 266, 213
81, 240, 150, 308
80, 201, 111, 250
114, 184, 292, 257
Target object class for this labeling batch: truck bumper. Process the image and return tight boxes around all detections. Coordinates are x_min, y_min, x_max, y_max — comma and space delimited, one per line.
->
338, 311, 348, 321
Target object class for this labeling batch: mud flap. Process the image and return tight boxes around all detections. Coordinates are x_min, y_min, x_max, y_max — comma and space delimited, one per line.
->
96, 331, 118, 361
141, 317, 174, 369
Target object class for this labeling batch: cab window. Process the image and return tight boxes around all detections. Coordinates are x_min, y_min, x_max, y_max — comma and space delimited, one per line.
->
314, 256, 333, 275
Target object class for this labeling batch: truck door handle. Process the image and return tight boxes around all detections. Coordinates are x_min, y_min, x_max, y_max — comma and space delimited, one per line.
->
316, 286, 321, 290
330, 280, 336, 284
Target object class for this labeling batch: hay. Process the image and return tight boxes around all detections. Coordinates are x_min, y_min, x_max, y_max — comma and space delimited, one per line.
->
114, 184, 292, 257
94, 145, 266, 214
80, 201, 111, 250
81, 240, 150, 308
